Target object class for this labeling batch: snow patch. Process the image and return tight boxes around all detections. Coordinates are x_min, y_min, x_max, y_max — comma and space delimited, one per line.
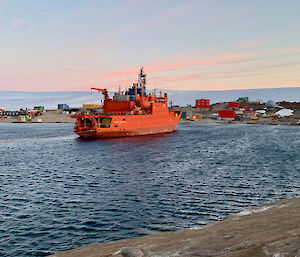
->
255, 110, 266, 114
112, 249, 121, 255
275, 109, 294, 117
235, 206, 274, 216
188, 223, 213, 230
189, 226, 204, 230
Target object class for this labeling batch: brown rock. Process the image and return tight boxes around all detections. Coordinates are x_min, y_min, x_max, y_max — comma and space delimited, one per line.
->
118, 247, 144, 257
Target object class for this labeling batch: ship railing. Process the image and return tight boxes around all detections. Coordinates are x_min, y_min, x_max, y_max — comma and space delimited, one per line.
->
74, 110, 104, 116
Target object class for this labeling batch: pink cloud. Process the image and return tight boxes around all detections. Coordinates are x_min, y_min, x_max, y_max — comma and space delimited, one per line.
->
7, 18, 26, 31
103, 53, 248, 78
145, 73, 205, 90
238, 40, 269, 50
148, 53, 247, 71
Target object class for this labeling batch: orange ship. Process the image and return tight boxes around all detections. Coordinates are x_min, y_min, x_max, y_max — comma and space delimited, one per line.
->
71, 68, 181, 138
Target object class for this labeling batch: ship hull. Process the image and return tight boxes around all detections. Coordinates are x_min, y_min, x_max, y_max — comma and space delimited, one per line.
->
72, 112, 181, 139
76, 125, 178, 138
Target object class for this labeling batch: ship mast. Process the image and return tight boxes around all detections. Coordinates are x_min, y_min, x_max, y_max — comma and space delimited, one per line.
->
138, 67, 146, 96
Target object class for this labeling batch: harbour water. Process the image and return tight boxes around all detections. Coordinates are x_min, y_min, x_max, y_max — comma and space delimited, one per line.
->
0, 123, 299, 256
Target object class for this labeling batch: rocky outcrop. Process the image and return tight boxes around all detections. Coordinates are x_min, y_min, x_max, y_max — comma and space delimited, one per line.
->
50, 198, 300, 257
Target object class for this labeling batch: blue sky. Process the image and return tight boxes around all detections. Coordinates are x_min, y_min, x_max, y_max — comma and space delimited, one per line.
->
0, 0, 300, 91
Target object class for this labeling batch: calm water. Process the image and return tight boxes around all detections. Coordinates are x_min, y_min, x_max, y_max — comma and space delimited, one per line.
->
0, 123, 299, 257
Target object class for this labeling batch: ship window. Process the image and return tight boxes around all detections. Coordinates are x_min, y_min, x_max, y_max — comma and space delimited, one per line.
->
85, 119, 92, 127
114, 125, 118, 127
81, 118, 93, 128
100, 118, 112, 128
123, 118, 125, 121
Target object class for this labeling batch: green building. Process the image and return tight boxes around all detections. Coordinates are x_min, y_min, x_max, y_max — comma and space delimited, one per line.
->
34, 106, 45, 110
237, 97, 249, 102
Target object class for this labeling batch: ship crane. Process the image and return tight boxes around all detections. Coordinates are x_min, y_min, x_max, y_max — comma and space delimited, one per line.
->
91, 88, 111, 101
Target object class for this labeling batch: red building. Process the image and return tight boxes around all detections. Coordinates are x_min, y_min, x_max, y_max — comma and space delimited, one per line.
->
228, 102, 240, 108
219, 110, 236, 119
196, 99, 210, 109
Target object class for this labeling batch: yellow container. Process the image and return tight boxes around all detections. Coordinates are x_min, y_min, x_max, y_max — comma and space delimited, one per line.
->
83, 104, 102, 109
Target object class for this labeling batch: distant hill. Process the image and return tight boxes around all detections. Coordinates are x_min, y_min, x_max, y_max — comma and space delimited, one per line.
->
168, 87, 300, 106
0, 87, 299, 110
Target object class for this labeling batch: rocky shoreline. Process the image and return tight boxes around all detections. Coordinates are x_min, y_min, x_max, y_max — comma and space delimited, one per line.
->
49, 198, 300, 257
181, 118, 300, 126
0, 112, 73, 123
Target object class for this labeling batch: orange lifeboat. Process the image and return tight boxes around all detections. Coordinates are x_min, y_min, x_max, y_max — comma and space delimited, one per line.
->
137, 99, 151, 108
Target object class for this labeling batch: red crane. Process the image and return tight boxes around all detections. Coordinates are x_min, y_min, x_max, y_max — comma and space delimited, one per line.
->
91, 88, 110, 101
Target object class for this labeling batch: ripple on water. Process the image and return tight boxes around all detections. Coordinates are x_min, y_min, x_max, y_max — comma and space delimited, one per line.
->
0, 123, 299, 257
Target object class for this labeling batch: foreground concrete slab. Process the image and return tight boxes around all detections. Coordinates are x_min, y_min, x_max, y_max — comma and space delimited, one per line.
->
50, 198, 300, 257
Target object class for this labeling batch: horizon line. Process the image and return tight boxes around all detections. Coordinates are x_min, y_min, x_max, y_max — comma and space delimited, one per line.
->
1, 86, 300, 93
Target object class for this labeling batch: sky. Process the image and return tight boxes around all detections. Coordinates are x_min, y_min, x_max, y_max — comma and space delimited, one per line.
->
0, 0, 300, 92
